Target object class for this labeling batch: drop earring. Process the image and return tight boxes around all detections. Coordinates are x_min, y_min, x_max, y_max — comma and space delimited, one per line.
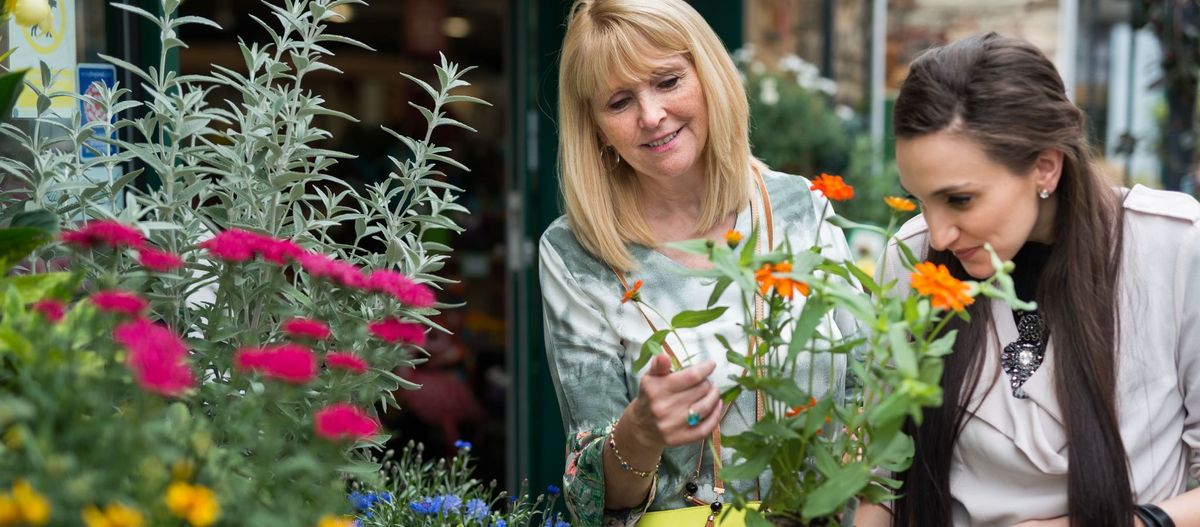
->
1038, 188, 1051, 199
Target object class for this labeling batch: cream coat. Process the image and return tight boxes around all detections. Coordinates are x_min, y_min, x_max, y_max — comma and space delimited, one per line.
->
880, 185, 1200, 526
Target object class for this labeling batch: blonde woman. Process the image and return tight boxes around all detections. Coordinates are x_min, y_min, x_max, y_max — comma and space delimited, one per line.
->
538, 1, 859, 524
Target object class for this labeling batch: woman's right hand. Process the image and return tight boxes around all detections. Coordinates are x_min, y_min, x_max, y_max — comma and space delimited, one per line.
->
624, 353, 724, 449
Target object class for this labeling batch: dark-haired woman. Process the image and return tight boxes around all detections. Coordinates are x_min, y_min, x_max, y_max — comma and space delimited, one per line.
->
856, 33, 1200, 527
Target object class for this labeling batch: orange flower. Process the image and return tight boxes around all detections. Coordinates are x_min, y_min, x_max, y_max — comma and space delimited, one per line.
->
884, 196, 916, 212
755, 261, 809, 300
810, 173, 855, 202
785, 396, 818, 418
910, 261, 974, 312
724, 230, 743, 248
621, 279, 643, 304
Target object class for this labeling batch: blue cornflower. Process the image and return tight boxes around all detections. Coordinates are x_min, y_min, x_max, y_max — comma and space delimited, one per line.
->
440, 494, 463, 514
377, 491, 393, 504
543, 514, 570, 527
465, 498, 490, 523
349, 492, 372, 511
454, 440, 472, 451
410, 496, 438, 515
546, 484, 561, 496
493, 520, 507, 527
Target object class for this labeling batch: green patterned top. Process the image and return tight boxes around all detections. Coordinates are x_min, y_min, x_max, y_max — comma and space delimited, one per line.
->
538, 169, 858, 526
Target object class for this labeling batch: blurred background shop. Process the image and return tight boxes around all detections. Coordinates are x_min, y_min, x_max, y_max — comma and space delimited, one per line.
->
5, 0, 1196, 494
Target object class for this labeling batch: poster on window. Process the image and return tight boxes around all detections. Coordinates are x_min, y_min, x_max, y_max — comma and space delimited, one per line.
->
8, 0, 77, 119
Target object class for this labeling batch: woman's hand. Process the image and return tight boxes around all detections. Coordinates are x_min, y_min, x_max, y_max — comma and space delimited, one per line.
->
625, 353, 724, 449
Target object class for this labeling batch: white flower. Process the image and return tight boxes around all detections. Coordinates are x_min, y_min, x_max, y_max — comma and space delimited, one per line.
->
759, 77, 779, 106
732, 45, 756, 64
836, 105, 856, 121
816, 78, 838, 96
750, 61, 766, 75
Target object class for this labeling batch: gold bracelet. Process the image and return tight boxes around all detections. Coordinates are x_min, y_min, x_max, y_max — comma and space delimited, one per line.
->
607, 417, 660, 478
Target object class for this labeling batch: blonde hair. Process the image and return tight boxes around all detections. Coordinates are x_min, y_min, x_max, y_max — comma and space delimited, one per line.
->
557, 0, 752, 271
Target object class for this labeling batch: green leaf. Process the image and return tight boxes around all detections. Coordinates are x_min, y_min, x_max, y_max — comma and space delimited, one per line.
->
670, 306, 727, 329
3, 273, 75, 304
895, 240, 920, 268
802, 463, 871, 519
706, 276, 732, 308
632, 329, 671, 372
826, 215, 888, 236
719, 445, 774, 481
786, 296, 828, 363
888, 323, 917, 377
0, 328, 33, 361
0, 228, 53, 273
664, 238, 712, 256
10, 209, 59, 234
744, 508, 773, 527
0, 69, 27, 119
845, 259, 880, 295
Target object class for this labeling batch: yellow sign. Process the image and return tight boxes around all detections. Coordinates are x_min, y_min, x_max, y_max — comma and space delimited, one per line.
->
8, 0, 77, 119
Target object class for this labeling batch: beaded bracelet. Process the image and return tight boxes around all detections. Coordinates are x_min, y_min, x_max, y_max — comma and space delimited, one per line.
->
607, 417, 661, 478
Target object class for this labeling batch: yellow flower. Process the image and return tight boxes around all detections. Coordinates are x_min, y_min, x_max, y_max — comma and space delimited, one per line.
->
317, 515, 355, 527
11, 0, 49, 28
10, 480, 50, 525
0, 494, 20, 525
884, 196, 916, 213
82, 503, 144, 527
165, 482, 220, 527
724, 230, 743, 248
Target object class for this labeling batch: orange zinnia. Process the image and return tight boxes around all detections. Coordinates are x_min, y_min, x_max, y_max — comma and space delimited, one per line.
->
884, 196, 916, 212
785, 396, 819, 418
910, 262, 974, 312
724, 230, 743, 248
621, 279, 643, 304
810, 173, 855, 202
755, 261, 809, 300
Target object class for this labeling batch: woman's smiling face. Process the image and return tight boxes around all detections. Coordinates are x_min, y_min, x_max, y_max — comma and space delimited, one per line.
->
897, 130, 1061, 279
592, 54, 709, 184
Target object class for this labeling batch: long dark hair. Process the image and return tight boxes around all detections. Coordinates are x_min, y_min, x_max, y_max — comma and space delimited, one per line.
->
890, 33, 1128, 527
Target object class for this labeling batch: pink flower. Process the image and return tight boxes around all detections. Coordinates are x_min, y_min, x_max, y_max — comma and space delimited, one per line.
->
137, 247, 184, 271
258, 238, 305, 265
31, 299, 65, 323
313, 403, 379, 441
113, 319, 194, 396
199, 229, 260, 262
60, 220, 146, 249
367, 318, 426, 346
366, 270, 435, 308
325, 352, 368, 374
234, 344, 318, 384
90, 290, 148, 316
298, 252, 368, 290
282, 317, 331, 340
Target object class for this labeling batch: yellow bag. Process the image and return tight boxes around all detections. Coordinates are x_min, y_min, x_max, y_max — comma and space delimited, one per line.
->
637, 502, 760, 527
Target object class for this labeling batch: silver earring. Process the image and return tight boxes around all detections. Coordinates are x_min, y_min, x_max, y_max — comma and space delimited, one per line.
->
1038, 189, 1051, 199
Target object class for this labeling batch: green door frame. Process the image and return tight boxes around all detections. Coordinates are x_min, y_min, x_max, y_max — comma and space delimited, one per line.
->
508, 0, 744, 494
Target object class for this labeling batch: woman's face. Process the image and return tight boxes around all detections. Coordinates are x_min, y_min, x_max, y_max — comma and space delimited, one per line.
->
592, 55, 709, 184
896, 131, 1060, 279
